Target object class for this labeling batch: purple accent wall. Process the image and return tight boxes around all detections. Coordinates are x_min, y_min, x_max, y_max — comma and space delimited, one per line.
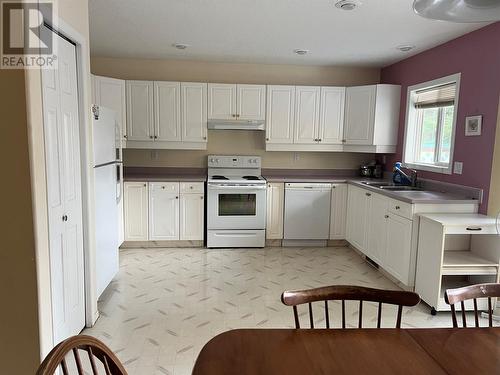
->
381, 22, 500, 213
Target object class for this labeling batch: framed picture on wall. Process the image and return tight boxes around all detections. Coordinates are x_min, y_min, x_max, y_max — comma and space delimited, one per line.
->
465, 115, 482, 136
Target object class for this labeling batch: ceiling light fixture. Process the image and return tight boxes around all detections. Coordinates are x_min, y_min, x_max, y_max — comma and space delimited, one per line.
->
413, 0, 500, 22
294, 49, 309, 56
397, 45, 415, 52
334, 0, 360, 11
173, 43, 190, 50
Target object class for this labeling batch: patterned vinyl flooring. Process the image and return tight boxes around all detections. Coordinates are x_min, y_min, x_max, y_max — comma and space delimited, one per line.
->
83, 246, 481, 375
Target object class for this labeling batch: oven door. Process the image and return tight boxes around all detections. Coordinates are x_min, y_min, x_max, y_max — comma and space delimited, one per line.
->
207, 183, 267, 230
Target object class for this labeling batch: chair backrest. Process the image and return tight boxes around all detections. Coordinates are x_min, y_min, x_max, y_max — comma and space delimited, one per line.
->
281, 285, 420, 329
36, 335, 127, 375
445, 283, 500, 328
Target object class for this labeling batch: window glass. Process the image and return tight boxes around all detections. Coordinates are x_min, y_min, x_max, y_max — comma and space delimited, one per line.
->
417, 108, 439, 164
219, 194, 256, 216
439, 106, 454, 163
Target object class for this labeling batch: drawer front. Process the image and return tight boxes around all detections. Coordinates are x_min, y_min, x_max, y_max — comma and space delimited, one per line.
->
150, 182, 179, 193
444, 225, 498, 235
180, 182, 204, 194
388, 199, 413, 219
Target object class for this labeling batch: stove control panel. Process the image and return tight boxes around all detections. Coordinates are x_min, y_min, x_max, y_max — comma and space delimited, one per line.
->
208, 155, 261, 168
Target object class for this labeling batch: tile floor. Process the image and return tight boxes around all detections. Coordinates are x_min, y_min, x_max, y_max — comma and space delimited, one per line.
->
83, 246, 487, 375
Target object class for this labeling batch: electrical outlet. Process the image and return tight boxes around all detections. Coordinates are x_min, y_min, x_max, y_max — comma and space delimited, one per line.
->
293, 152, 300, 162
453, 161, 463, 175
151, 150, 159, 161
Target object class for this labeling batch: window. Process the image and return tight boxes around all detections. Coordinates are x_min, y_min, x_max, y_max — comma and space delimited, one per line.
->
403, 74, 460, 174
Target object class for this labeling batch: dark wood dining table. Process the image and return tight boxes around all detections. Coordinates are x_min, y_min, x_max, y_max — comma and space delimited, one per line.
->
192, 328, 500, 374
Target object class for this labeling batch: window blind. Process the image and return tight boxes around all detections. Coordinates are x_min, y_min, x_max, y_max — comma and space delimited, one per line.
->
414, 83, 456, 109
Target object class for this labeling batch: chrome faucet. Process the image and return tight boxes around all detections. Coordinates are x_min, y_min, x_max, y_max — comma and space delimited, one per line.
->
393, 162, 418, 187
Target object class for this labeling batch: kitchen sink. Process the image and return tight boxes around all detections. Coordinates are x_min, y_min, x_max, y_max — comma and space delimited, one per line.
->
379, 186, 422, 191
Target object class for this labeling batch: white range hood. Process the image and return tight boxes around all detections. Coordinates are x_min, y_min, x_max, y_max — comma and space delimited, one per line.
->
207, 119, 265, 131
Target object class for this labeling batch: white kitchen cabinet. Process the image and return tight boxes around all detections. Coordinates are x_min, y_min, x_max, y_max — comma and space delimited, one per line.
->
126, 80, 154, 141
319, 87, 345, 145
149, 182, 180, 240
124, 182, 149, 241
93, 75, 127, 144
329, 183, 348, 240
365, 192, 389, 264
266, 85, 295, 145
384, 213, 413, 285
346, 185, 370, 251
180, 192, 204, 240
181, 82, 208, 143
266, 182, 284, 239
294, 86, 320, 144
208, 83, 236, 120
343, 84, 400, 153
154, 81, 181, 142
237, 84, 266, 120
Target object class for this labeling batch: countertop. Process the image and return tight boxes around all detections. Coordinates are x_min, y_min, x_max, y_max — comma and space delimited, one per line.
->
124, 167, 206, 182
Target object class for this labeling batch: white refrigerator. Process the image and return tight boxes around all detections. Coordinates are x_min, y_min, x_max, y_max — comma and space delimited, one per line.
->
92, 105, 122, 297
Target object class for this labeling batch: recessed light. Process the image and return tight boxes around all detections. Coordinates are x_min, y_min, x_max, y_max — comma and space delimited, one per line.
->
173, 43, 189, 50
397, 45, 415, 52
335, 0, 360, 10
294, 49, 309, 56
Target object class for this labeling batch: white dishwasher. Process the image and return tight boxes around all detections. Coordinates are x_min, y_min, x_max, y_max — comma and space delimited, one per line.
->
284, 183, 332, 243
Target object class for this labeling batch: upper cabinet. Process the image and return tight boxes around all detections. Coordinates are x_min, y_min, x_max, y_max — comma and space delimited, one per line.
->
92, 75, 127, 146
126, 80, 207, 149
266, 85, 295, 145
319, 87, 345, 145
294, 86, 320, 145
208, 83, 266, 122
343, 84, 401, 153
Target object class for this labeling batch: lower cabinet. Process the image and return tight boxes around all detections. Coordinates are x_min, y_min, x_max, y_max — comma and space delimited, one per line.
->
329, 183, 348, 240
124, 181, 204, 242
365, 192, 389, 264
384, 213, 413, 284
266, 182, 284, 239
346, 185, 370, 250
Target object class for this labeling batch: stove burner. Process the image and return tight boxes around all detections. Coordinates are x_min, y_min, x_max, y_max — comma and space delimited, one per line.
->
211, 175, 229, 180
243, 176, 260, 180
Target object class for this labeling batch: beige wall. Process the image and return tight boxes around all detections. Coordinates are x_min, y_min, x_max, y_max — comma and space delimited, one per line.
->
93, 57, 380, 169
487, 96, 500, 216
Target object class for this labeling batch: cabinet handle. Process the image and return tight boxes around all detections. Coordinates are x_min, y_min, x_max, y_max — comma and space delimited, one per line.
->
384, 215, 389, 219
200, 196, 204, 199
176, 196, 179, 199
395, 206, 400, 210
123, 135, 128, 139
62, 215, 68, 222
318, 139, 322, 142
232, 114, 236, 118
342, 139, 346, 143
332, 186, 336, 189
162, 186, 165, 189
143, 184, 147, 187
266, 138, 270, 141
466, 227, 482, 231
149, 135, 153, 139
365, 192, 371, 197
154, 135, 158, 139
203, 136, 207, 140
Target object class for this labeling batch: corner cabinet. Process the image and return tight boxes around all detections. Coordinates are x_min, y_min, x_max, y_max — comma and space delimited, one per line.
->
266, 182, 284, 239
343, 84, 401, 153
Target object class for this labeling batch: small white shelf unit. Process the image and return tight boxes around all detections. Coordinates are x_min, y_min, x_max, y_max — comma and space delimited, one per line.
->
415, 213, 500, 314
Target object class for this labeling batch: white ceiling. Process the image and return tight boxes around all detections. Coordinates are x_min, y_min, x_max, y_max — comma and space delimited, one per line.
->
88, 0, 488, 67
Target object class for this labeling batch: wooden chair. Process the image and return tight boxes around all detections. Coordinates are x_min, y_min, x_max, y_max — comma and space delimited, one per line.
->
281, 285, 420, 329
36, 335, 127, 375
445, 283, 500, 328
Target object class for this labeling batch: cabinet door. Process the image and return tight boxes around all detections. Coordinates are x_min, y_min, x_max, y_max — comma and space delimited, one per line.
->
329, 183, 348, 240
385, 214, 413, 284
266, 182, 284, 239
346, 186, 369, 251
208, 83, 237, 120
266, 85, 295, 144
294, 86, 320, 144
181, 82, 208, 143
365, 193, 389, 264
319, 87, 345, 145
149, 182, 179, 240
124, 182, 148, 241
154, 81, 181, 141
180, 193, 204, 240
237, 84, 266, 121
126, 81, 154, 141
344, 85, 376, 145
94, 75, 127, 143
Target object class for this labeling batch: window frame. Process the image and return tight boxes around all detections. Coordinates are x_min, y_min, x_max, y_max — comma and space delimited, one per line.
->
403, 73, 461, 175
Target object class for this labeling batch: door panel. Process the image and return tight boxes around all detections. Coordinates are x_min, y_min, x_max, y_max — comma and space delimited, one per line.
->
319, 87, 345, 145
181, 82, 208, 142
266, 183, 284, 239
346, 186, 369, 251
208, 83, 236, 120
180, 193, 204, 240
237, 84, 266, 120
366, 193, 388, 264
266, 86, 295, 144
93, 75, 127, 142
294, 86, 320, 144
126, 81, 154, 141
329, 183, 347, 240
385, 215, 413, 284
149, 182, 179, 240
124, 182, 149, 241
344, 86, 376, 145
154, 81, 181, 141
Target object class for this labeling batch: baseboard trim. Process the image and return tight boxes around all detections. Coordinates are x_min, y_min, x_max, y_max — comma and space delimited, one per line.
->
121, 240, 204, 248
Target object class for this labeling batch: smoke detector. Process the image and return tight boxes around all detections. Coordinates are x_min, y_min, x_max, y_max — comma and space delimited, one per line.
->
294, 49, 309, 56
335, 0, 360, 10
397, 45, 415, 52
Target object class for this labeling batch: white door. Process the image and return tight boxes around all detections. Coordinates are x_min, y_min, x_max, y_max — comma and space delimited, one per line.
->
181, 82, 208, 143
237, 84, 266, 120
41, 30, 85, 343
385, 214, 413, 284
329, 183, 348, 240
180, 193, 204, 240
208, 83, 236, 120
365, 193, 389, 264
294, 86, 320, 144
266, 182, 284, 239
124, 182, 149, 241
344, 85, 376, 145
319, 87, 345, 145
266, 85, 295, 144
93, 75, 127, 143
126, 80, 154, 141
149, 182, 179, 240
346, 186, 369, 251
154, 81, 181, 142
